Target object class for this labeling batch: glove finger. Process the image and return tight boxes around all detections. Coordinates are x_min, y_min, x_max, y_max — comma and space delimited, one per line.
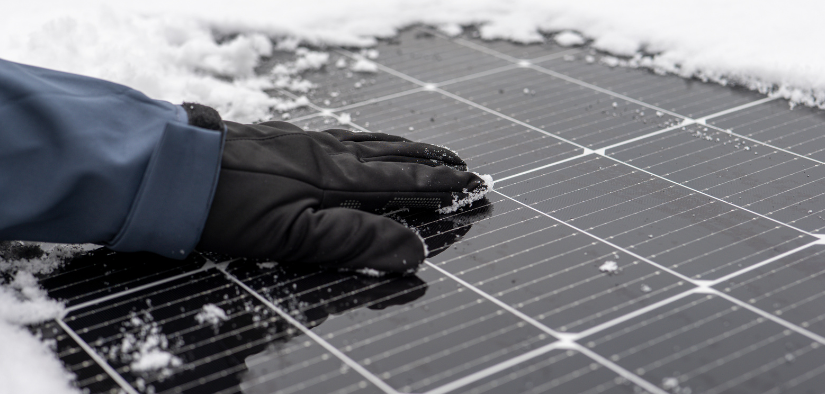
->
323, 160, 494, 213
281, 207, 426, 273
320, 128, 412, 143
343, 140, 467, 170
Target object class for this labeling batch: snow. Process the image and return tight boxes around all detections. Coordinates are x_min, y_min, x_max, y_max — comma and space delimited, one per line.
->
3, 1, 824, 124
598, 260, 619, 274
350, 58, 379, 73
0, 243, 88, 394
437, 174, 495, 214
108, 312, 182, 377
195, 303, 229, 326
554, 31, 585, 47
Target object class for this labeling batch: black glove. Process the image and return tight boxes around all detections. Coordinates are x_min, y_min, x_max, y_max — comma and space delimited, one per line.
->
197, 120, 492, 274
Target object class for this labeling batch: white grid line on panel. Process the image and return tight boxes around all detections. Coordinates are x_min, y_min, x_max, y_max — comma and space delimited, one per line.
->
55, 318, 139, 394
217, 266, 400, 394
697, 96, 779, 122
425, 341, 565, 394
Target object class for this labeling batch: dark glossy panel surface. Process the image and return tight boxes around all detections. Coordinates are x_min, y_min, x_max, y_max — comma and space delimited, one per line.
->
339, 91, 582, 179
227, 259, 553, 393
583, 294, 825, 394
423, 194, 689, 333
62, 268, 381, 394
538, 54, 765, 118
371, 29, 511, 83
497, 155, 814, 279
441, 67, 682, 149
709, 100, 825, 163
37, 249, 204, 307
609, 124, 825, 233
718, 246, 825, 339
457, 349, 638, 394
35, 320, 122, 394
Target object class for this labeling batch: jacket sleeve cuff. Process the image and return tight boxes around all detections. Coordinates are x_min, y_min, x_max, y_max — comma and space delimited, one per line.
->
107, 121, 225, 259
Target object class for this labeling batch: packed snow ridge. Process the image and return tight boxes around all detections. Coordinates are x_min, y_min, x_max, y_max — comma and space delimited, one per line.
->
5, 0, 825, 124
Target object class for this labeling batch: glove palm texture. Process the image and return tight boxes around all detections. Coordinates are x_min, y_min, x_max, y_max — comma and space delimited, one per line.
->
198, 121, 490, 273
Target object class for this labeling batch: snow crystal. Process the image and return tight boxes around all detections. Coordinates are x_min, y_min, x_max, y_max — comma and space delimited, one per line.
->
641, 284, 652, 293
195, 304, 229, 326
350, 58, 379, 73
554, 31, 585, 47
599, 260, 619, 274
437, 174, 495, 214
110, 312, 182, 377
355, 268, 386, 277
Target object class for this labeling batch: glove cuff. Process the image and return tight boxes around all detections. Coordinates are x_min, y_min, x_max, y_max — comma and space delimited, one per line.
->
182, 102, 225, 132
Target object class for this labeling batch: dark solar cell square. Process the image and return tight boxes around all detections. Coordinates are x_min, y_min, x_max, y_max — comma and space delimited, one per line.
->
372, 29, 512, 83
454, 349, 640, 394
441, 67, 682, 149
227, 261, 554, 393
709, 100, 825, 163
717, 246, 825, 340
608, 124, 825, 233
497, 155, 814, 280
537, 54, 765, 118
339, 91, 583, 179
37, 249, 205, 307
425, 193, 690, 333
582, 294, 825, 394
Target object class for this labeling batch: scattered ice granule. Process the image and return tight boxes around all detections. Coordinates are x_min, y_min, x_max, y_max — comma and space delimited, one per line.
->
563, 54, 577, 62
554, 31, 586, 47
785, 353, 795, 363
281, 112, 291, 120
338, 113, 352, 123
436, 174, 495, 214
641, 284, 652, 293
523, 88, 530, 94
350, 58, 378, 73
744, 146, 751, 151
585, 55, 596, 63
648, 234, 654, 238
612, 102, 618, 108
599, 261, 619, 274
361, 49, 379, 59
354, 81, 363, 88
656, 111, 663, 117
130, 348, 182, 372
335, 57, 348, 68
600, 56, 620, 67
662, 377, 679, 390
355, 268, 386, 277
409, 126, 415, 130
195, 304, 228, 326
323, 99, 331, 106
809, 210, 814, 214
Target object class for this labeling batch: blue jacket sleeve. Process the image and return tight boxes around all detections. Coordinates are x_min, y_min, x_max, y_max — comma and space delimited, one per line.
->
0, 58, 224, 259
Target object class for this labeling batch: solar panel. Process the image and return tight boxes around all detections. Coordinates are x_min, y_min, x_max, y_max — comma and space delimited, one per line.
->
28, 26, 825, 394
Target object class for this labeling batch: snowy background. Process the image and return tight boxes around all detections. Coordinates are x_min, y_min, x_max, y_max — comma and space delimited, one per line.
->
2, 0, 824, 392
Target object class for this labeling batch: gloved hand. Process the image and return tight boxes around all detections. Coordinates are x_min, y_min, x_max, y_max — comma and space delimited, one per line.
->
197, 119, 493, 274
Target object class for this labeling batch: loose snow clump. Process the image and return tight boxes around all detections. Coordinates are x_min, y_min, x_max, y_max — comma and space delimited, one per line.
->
598, 260, 619, 274
195, 304, 229, 326
437, 174, 495, 214
554, 31, 585, 47
108, 312, 182, 377
350, 58, 378, 73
